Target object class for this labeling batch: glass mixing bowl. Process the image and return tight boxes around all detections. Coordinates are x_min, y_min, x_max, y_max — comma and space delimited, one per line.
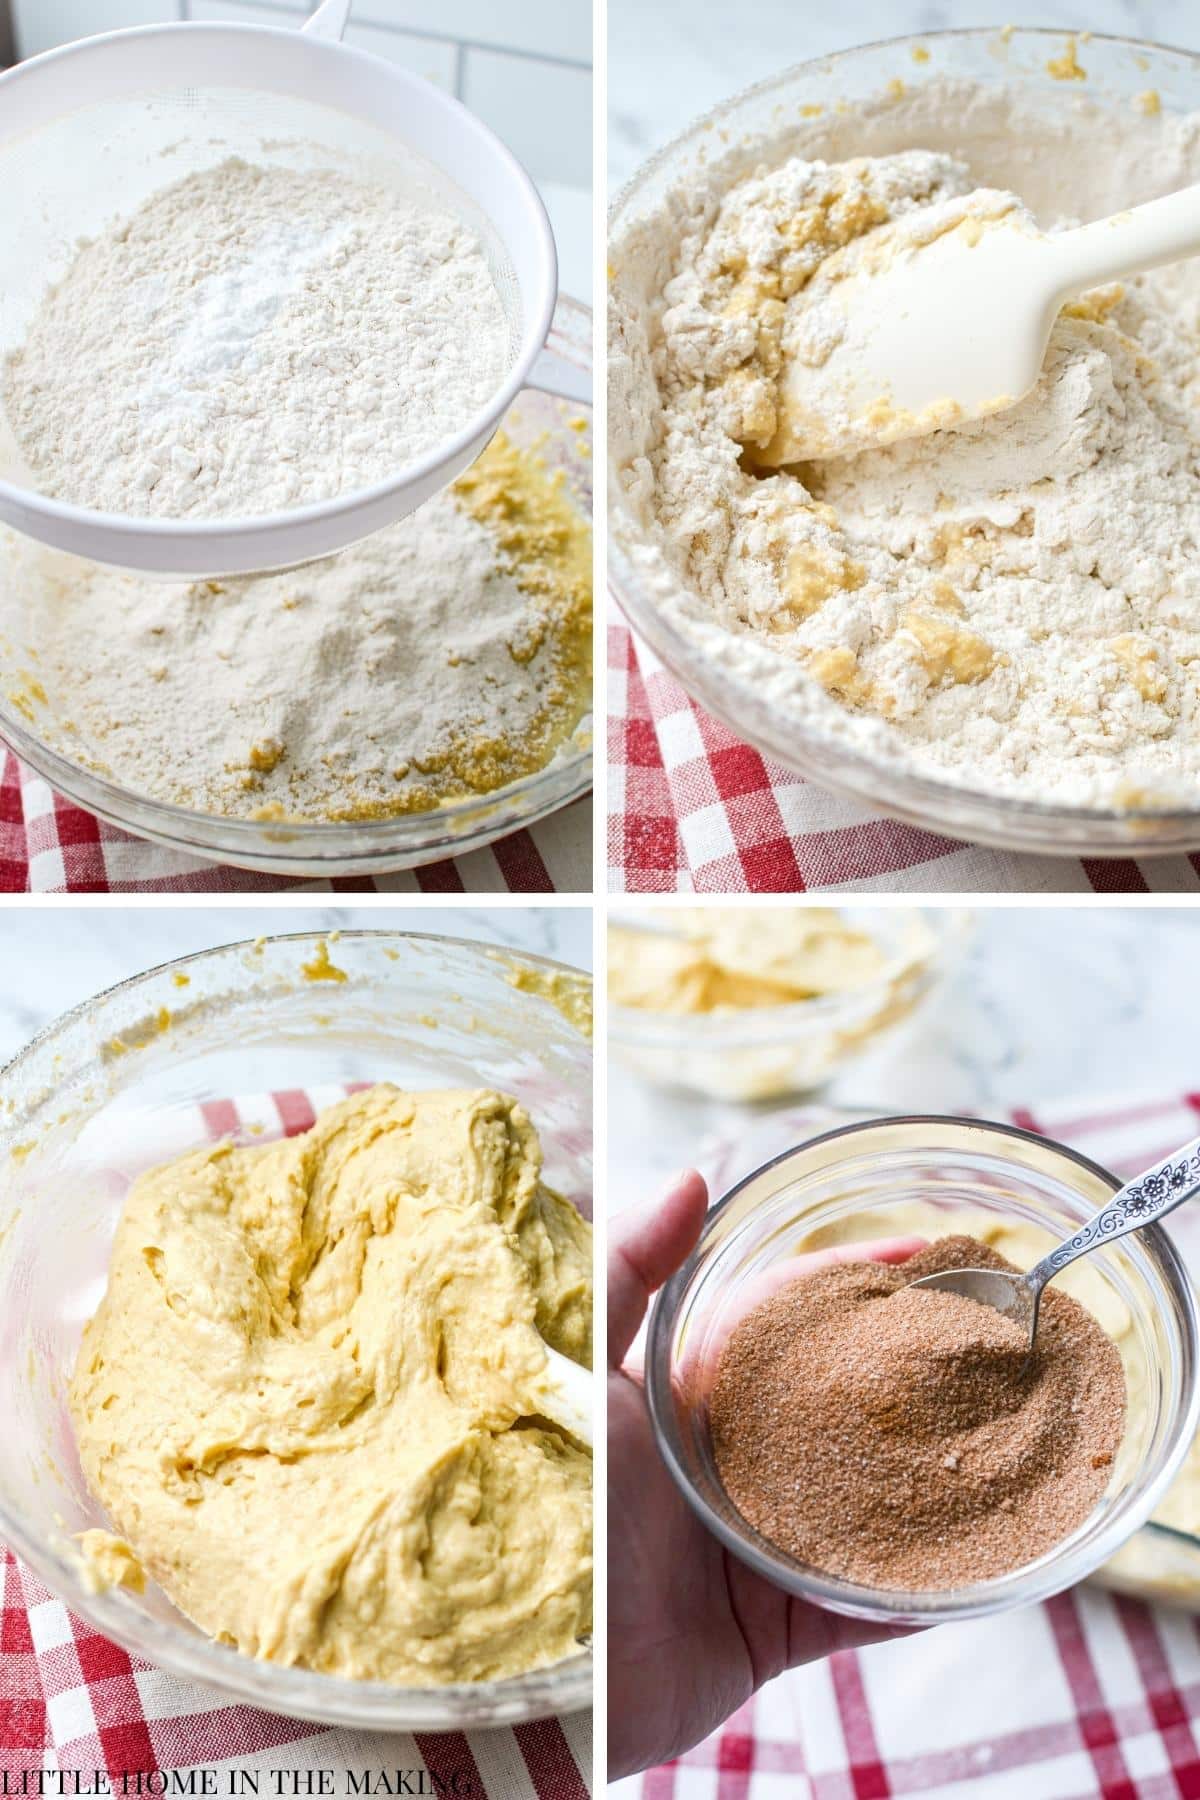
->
0, 300, 592, 879
0, 930, 592, 1728
608, 28, 1200, 856
609, 906, 969, 1100
646, 1115, 1199, 1626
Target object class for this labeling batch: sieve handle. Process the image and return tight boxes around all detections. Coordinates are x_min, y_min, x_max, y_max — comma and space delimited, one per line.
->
525, 348, 593, 408
302, 0, 351, 41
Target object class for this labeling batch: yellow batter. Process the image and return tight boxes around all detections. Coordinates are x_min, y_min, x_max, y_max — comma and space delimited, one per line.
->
608, 907, 897, 1013
504, 962, 595, 1040
69, 1084, 592, 1684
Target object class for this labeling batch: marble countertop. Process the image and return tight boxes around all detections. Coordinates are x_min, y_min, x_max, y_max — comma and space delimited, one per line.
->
608, 1, 1199, 190
0, 905, 591, 1065
608, 906, 1200, 1210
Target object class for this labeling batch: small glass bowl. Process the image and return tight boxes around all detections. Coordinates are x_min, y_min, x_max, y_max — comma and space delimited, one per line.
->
0, 930, 592, 1728
608, 29, 1200, 855
608, 907, 969, 1100
0, 301, 592, 880
645, 1115, 1199, 1627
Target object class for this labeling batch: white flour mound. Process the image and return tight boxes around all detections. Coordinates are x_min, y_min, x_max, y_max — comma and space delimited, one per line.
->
0, 483, 585, 822
3, 158, 511, 519
608, 77, 1200, 812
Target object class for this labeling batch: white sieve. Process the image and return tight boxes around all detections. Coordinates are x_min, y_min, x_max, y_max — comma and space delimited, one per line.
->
0, 0, 588, 578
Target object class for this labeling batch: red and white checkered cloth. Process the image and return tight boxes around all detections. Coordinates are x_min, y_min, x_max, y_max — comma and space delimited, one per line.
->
0, 749, 592, 894
0, 1083, 592, 1795
614, 1089, 1200, 1800
608, 615, 1200, 895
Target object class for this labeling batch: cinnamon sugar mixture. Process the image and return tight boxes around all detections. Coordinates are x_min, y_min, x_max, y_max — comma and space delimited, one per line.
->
710, 1235, 1126, 1589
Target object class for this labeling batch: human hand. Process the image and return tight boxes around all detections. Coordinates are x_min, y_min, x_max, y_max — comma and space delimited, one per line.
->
607, 1170, 921, 1780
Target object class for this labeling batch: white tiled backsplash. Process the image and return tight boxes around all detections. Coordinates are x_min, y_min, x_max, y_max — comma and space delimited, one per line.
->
9, 1, 592, 190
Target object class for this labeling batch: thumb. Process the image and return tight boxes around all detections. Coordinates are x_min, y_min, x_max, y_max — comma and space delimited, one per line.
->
608, 1169, 708, 1369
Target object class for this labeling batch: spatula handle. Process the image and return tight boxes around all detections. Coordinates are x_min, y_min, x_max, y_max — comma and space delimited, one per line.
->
540, 1345, 592, 1448
1054, 183, 1200, 298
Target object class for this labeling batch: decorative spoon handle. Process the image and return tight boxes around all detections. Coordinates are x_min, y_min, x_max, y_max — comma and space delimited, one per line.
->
1028, 1132, 1200, 1294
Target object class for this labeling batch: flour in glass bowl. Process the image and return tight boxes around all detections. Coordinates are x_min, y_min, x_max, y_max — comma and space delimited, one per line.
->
2, 157, 513, 519
0, 423, 593, 822
608, 75, 1200, 813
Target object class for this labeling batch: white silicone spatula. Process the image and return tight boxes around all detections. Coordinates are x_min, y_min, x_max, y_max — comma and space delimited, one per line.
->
538, 1345, 592, 1447
756, 183, 1200, 465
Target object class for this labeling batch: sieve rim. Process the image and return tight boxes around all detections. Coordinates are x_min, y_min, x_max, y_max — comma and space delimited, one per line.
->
0, 19, 560, 569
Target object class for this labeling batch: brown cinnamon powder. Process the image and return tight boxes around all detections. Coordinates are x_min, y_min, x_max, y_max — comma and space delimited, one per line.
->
709, 1234, 1126, 1589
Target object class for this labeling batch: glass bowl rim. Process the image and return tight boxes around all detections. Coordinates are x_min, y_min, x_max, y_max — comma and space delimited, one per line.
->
645, 1112, 1200, 1625
0, 924, 592, 1084
0, 927, 594, 1726
0, 702, 593, 871
607, 27, 1200, 850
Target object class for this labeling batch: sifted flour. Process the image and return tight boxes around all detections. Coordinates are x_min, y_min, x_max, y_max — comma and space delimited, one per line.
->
0, 430, 592, 822
608, 78, 1200, 811
3, 158, 512, 519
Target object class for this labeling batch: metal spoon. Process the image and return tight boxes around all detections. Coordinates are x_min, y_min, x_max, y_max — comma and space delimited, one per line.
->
910, 1133, 1200, 1352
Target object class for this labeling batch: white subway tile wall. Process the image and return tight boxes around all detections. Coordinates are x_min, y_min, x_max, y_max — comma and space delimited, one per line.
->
342, 20, 457, 89
464, 47, 591, 190
349, 0, 588, 61
12, 0, 178, 48
10, 2, 592, 188
186, 2, 306, 24
183, 1, 456, 84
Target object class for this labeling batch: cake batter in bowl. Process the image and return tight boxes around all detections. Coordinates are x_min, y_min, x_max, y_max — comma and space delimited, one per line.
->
608, 29, 1200, 856
0, 931, 592, 1727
